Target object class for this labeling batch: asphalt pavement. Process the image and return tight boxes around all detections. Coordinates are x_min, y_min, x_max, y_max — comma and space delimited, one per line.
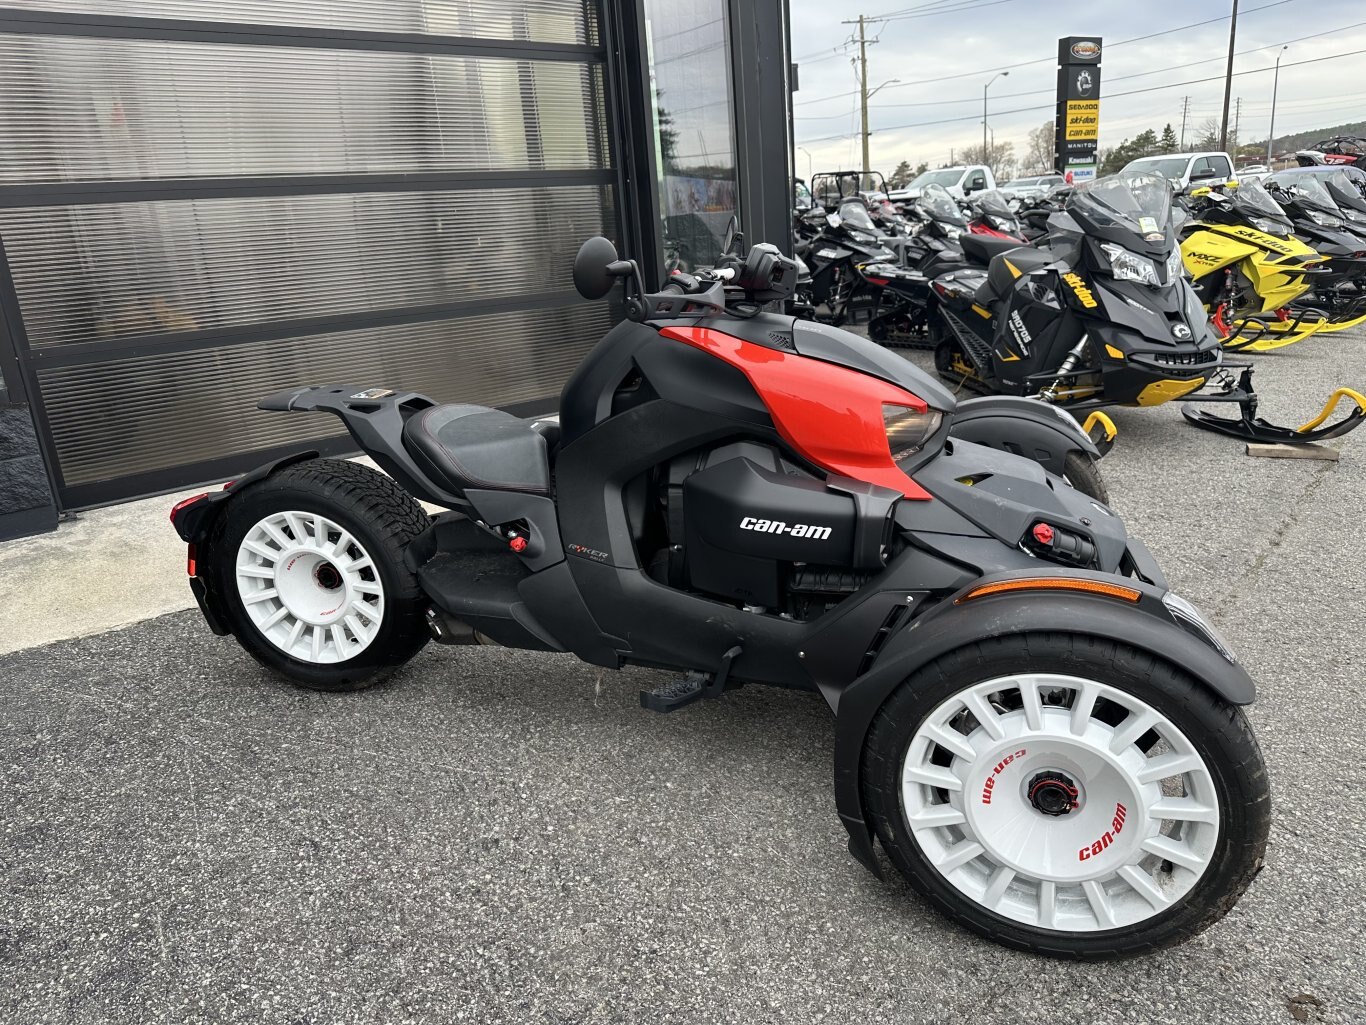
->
2, 328, 1364, 1024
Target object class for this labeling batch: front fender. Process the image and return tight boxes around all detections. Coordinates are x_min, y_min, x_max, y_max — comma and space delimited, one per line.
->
949, 395, 1100, 474
829, 568, 1255, 876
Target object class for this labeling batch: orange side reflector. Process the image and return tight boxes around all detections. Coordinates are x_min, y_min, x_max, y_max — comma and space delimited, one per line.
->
956, 578, 1142, 604
187, 542, 198, 578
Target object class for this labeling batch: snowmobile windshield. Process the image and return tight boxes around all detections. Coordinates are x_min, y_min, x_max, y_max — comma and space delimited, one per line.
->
919, 184, 966, 225
1325, 169, 1366, 212
971, 189, 1013, 219
1269, 172, 1338, 213
1233, 181, 1293, 231
1068, 172, 1173, 241
837, 200, 877, 231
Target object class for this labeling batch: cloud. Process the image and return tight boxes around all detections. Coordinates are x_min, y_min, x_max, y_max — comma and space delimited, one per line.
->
790, 0, 1366, 173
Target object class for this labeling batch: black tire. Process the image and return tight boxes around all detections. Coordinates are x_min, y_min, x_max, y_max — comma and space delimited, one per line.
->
861, 633, 1271, 960
210, 458, 431, 691
1062, 450, 1109, 505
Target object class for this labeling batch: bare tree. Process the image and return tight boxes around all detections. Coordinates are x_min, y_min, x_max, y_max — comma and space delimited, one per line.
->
1024, 120, 1055, 173
959, 141, 1017, 182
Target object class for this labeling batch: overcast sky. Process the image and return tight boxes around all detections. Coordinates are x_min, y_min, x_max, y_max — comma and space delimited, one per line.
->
788, 0, 1366, 176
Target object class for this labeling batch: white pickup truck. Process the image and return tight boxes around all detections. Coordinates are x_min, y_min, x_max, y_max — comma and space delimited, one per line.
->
888, 164, 996, 202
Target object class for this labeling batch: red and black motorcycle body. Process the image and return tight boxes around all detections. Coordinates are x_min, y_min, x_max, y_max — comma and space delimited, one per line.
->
171, 246, 1255, 875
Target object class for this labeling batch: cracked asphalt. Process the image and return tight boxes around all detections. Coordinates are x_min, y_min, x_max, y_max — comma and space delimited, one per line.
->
2, 328, 1364, 1024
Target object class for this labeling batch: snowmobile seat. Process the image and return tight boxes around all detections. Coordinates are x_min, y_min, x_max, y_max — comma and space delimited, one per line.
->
959, 234, 1023, 266
403, 404, 551, 495
983, 246, 1053, 301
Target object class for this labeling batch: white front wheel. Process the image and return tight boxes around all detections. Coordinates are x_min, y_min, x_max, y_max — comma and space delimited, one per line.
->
861, 634, 1270, 959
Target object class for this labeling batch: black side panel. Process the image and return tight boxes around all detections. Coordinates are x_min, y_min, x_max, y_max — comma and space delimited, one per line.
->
633, 338, 774, 428
557, 319, 665, 447
792, 319, 959, 411
555, 398, 779, 570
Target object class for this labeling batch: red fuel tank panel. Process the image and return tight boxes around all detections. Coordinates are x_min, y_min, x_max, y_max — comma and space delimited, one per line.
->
659, 325, 933, 501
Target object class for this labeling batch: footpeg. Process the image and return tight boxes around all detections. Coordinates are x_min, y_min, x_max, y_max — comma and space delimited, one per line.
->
640, 671, 708, 713
640, 645, 743, 714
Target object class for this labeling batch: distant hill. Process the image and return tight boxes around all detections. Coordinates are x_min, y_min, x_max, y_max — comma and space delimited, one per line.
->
1250, 120, 1366, 155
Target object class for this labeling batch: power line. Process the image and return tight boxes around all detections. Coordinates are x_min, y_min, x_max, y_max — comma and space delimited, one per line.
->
796, 45, 1366, 144
792, 0, 1303, 107
793, 16, 1366, 119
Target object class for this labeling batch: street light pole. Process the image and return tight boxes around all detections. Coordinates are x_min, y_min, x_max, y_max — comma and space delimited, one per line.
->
1266, 45, 1288, 168
983, 71, 1009, 161
798, 146, 813, 181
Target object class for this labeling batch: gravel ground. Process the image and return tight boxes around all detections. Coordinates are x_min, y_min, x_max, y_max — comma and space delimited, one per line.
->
2, 328, 1364, 1024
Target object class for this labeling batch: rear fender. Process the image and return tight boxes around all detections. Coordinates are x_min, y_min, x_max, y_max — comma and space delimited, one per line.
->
828, 569, 1256, 876
949, 395, 1101, 473
169, 450, 320, 636
169, 450, 319, 544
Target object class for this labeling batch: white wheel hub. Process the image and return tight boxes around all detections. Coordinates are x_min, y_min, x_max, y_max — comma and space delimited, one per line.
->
235, 511, 385, 664
901, 674, 1219, 932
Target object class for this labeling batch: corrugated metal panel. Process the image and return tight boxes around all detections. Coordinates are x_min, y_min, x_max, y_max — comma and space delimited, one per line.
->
37, 301, 611, 485
0, 34, 608, 183
0, 1, 599, 44
0, 185, 615, 348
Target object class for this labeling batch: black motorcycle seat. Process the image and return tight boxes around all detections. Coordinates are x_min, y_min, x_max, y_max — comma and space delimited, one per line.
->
402, 404, 550, 495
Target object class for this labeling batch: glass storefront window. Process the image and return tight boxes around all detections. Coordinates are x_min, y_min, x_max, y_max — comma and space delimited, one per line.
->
642, 0, 737, 273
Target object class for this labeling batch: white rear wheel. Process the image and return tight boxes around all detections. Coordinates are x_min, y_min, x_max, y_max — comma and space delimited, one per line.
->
235, 510, 387, 665
901, 673, 1218, 932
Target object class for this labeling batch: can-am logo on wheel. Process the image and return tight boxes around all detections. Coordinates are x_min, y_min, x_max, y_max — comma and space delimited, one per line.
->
739, 516, 833, 540
980, 748, 1027, 804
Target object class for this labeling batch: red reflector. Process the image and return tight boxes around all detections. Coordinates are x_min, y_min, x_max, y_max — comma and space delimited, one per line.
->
1032, 523, 1056, 545
169, 492, 210, 524
187, 543, 198, 577
509, 536, 528, 553
866, 277, 891, 286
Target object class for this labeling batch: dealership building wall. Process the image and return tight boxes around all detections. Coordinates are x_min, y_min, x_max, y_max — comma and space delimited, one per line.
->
0, 0, 792, 540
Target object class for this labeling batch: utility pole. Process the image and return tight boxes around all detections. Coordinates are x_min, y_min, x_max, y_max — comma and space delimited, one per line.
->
841, 14, 896, 182
1267, 45, 1288, 167
1232, 96, 1242, 157
983, 71, 1009, 165
1179, 96, 1190, 149
1218, 0, 1239, 151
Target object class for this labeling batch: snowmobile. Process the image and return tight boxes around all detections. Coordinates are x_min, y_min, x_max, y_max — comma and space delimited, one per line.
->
1262, 170, 1366, 332
1177, 179, 1330, 351
929, 172, 1365, 445
966, 188, 1028, 242
172, 223, 1269, 959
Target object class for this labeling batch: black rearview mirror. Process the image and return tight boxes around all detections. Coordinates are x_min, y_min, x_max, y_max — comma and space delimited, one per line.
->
721, 214, 741, 256
572, 236, 620, 300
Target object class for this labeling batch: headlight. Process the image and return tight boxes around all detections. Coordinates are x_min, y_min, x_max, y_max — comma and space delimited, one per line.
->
1308, 209, 1344, 228
850, 230, 878, 243
989, 216, 1012, 230
943, 225, 963, 240
1345, 209, 1366, 224
1162, 592, 1237, 663
884, 405, 943, 459
1165, 247, 1184, 282
1100, 242, 1160, 287
1249, 216, 1288, 235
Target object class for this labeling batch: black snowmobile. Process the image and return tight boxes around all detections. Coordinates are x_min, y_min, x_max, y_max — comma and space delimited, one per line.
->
928, 171, 1365, 445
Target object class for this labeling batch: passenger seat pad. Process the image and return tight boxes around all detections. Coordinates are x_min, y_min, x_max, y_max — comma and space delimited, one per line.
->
402, 403, 549, 494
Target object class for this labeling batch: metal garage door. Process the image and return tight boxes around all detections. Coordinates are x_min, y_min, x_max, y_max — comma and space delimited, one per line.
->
0, 1, 620, 508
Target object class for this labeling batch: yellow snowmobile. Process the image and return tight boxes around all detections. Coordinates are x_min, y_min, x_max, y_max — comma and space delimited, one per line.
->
1179, 180, 1330, 352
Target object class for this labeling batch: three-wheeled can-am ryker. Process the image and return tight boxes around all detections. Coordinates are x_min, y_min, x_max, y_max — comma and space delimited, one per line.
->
172, 232, 1269, 959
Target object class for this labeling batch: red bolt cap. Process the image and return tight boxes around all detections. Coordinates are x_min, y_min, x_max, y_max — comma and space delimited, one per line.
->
509, 536, 529, 553
1031, 523, 1055, 545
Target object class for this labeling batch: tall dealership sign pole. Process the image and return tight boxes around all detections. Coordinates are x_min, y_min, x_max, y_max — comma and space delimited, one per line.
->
1054, 37, 1102, 183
